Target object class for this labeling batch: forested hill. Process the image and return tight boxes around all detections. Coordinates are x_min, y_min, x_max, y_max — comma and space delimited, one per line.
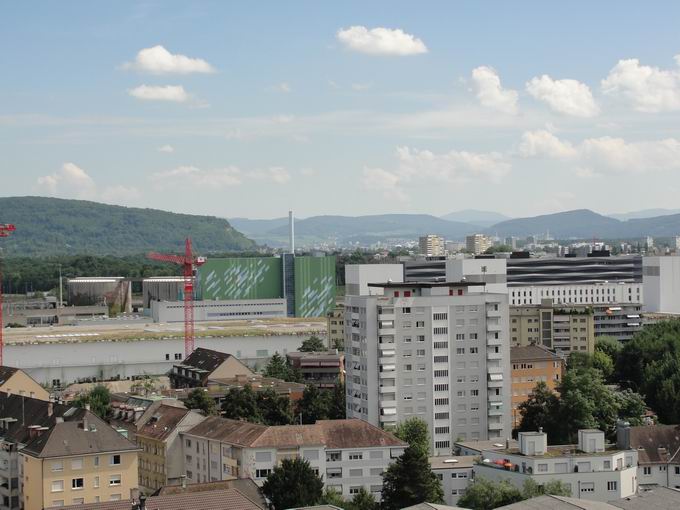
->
0, 196, 255, 256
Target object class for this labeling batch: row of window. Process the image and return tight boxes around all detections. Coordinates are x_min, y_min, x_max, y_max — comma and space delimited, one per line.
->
51, 455, 120, 472
51, 475, 120, 492
51, 495, 121, 507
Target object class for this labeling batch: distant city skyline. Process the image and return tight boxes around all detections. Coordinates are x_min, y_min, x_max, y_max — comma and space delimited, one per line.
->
3, 2, 680, 218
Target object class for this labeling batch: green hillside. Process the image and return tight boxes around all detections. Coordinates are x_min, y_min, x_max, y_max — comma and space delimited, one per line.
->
0, 196, 255, 256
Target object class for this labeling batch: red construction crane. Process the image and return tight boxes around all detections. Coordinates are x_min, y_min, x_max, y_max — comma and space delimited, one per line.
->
147, 238, 205, 358
0, 224, 16, 366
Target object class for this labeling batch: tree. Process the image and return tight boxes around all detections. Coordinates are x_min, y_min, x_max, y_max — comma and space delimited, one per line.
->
297, 384, 329, 424
264, 353, 290, 380
522, 478, 571, 498
256, 388, 293, 425
381, 447, 444, 510
457, 477, 523, 510
221, 385, 262, 423
327, 382, 346, 420
299, 335, 325, 352
592, 350, 615, 382
595, 336, 622, 360
318, 487, 347, 509
73, 385, 111, 420
261, 458, 323, 510
184, 388, 218, 415
394, 417, 430, 456
350, 487, 376, 510
615, 388, 646, 426
517, 382, 559, 435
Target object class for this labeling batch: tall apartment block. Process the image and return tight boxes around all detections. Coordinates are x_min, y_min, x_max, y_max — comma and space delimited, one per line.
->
419, 235, 445, 257
465, 234, 492, 255
344, 267, 511, 456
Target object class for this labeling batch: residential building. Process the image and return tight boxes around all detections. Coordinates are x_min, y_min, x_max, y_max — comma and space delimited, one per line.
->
44, 487, 264, 510
135, 405, 205, 493
466, 235, 492, 255
180, 417, 406, 501
496, 488, 680, 510
344, 269, 512, 454
0, 393, 79, 510
510, 300, 595, 355
344, 264, 404, 297
205, 374, 306, 402
109, 395, 184, 443
169, 348, 253, 389
419, 235, 445, 257
286, 351, 344, 389
468, 429, 638, 502
20, 410, 140, 510
327, 301, 345, 350
616, 422, 680, 489
510, 346, 565, 428
0, 367, 50, 401
429, 456, 475, 506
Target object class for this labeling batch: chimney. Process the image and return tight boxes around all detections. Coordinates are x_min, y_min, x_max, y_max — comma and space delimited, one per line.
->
84, 403, 91, 411
288, 210, 295, 254
181, 474, 187, 489
138, 495, 146, 510
47, 401, 54, 418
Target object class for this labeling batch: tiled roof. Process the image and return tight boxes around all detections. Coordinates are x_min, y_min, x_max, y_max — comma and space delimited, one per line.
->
497, 495, 618, 509
137, 405, 190, 442
156, 480, 266, 509
626, 424, 680, 464
511, 345, 563, 362
186, 417, 405, 449
180, 348, 232, 374
185, 417, 268, 446
0, 366, 19, 385
47, 488, 263, 510
0, 392, 77, 444
22, 411, 139, 458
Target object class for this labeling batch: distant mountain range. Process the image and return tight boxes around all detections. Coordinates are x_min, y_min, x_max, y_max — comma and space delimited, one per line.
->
440, 209, 511, 227
608, 208, 680, 221
233, 209, 680, 247
0, 197, 255, 256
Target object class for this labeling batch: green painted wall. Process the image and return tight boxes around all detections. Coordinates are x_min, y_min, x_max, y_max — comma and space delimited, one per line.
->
199, 258, 282, 300
294, 256, 336, 317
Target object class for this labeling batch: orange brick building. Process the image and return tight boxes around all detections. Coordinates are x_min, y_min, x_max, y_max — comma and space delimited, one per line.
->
510, 345, 565, 428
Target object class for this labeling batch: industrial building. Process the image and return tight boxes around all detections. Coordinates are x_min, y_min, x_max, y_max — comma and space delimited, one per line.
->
67, 277, 132, 314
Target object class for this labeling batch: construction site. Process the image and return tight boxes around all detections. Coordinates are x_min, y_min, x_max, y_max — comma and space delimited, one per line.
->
0, 213, 337, 387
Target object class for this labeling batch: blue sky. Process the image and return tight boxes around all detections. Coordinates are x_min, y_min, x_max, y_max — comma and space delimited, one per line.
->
2, 1, 680, 219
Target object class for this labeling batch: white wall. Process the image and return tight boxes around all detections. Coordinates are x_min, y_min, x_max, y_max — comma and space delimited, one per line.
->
345, 265, 404, 297
643, 257, 680, 314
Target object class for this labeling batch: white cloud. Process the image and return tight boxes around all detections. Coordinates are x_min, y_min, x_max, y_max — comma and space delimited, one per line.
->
157, 144, 174, 153
128, 85, 189, 102
471, 66, 518, 115
337, 26, 428, 56
123, 45, 215, 74
36, 163, 140, 204
526, 75, 599, 117
601, 56, 680, 112
362, 166, 408, 202
518, 130, 577, 158
273, 82, 291, 93
150, 165, 291, 189
37, 162, 97, 199
362, 145, 510, 202
519, 129, 680, 175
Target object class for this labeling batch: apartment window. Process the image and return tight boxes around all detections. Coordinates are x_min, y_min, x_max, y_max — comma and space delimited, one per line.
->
434, 341, 448, 349
675, 466, 680, 475
433, 327, 448, 335
435, 412, 449, 420
256, 469, 272, 478
456, 348, 465, 355
349, 452, 363, 460
434, 398, 449, 406
456, 334, 465, 341
607, 481, 618, 491
403, 336, 412, 343
457, 472, 469, 478
71, 478, 84, 490
72, 499, 84, 505
604, 460, 611, 470
469, 333, 478, 340
110, 495, 122, 501
416, 321, 425, 328
470, 389, 479, 396
403, 394, 413, 401
51, 460, 64, 472
417, 349, 426, 357
434, 370, 449, 377
469, 347, 478, 354
434, 384, 449, 391
433, 313, 448, 320
94, 476, 99, 488
94, 456, 99, 467
537, 464, 548, 472
52, 501, 64, 508
402, 307, 411, 314
51, 480, 64, 493
456, 375, 465, 383
349, 487, 362, 495
457, 390, 465, 397
435, 426, 450, 434
256, 452, 272, 462
643, 466, 651, 475
456, 319, 465, 327
110, 454, 121, 466
417, 335, 425, 342
349, 468, 363, 477
71, 458, 83, 470
417, 363, 426, 371
435, 441, 450, 449
109, 475, 121, 486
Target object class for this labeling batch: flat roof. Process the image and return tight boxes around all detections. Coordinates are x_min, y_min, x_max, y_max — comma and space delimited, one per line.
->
368, 281, 483, 289
429, 455, 476, 470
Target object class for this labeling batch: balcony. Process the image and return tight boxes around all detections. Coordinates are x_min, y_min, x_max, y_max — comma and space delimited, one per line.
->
486, 307, 502, 318
487, 380, 504, 388
378, 313, 396, 322
379, 385, 396, 393
487, 322, 502, 332
488, 422, 504, 431
488, 407, 504, 417
379, 369, 396, 379
379, 356, 396, 365
486, 351, 503, 360
380, 399, 397, 407
487, 335, 502, 346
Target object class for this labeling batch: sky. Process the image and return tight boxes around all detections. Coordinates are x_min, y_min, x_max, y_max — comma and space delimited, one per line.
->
3, 1, 680, 219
